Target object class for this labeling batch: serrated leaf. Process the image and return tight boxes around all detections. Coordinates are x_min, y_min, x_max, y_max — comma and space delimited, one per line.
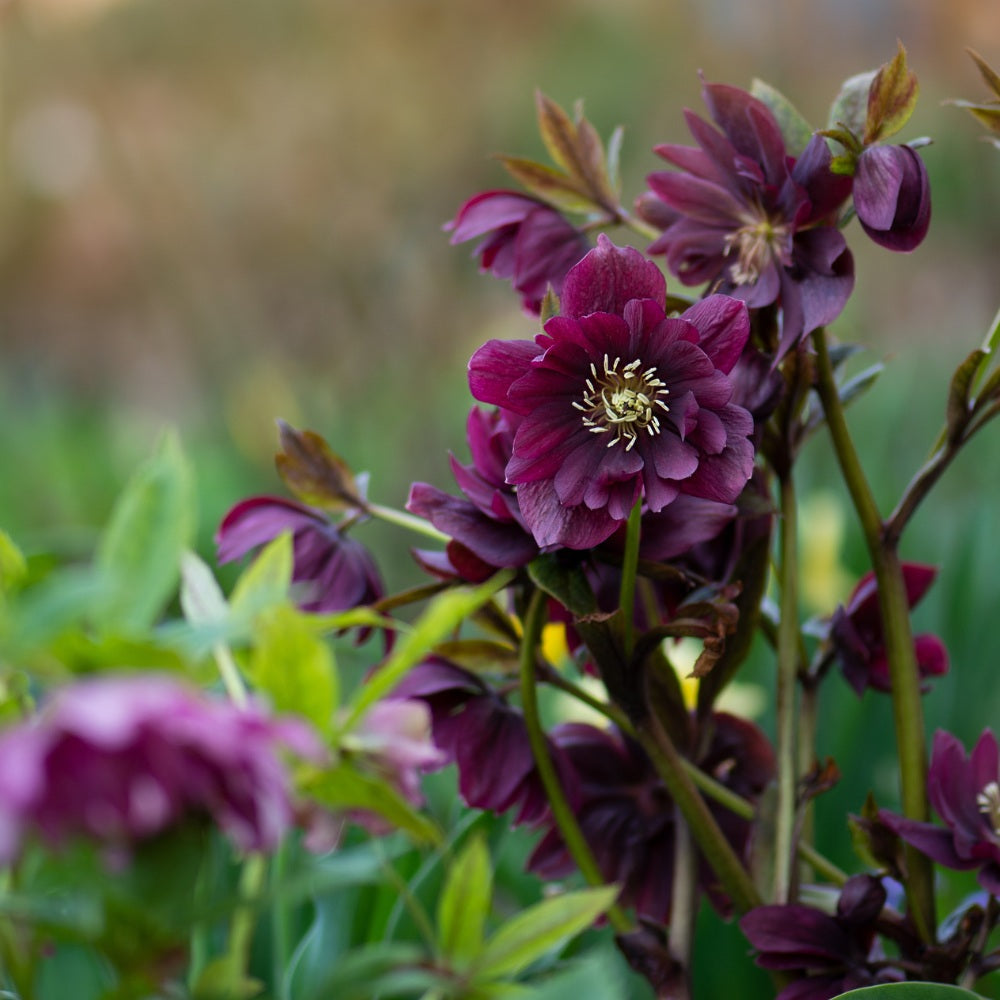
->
946, 348, 986, 443
865, 41, 919, 144
275, 420, 366, 513
539, 286, 560, 324
536, 91, 583, 178
437, 834, 493, 968
751, 78, 813, 156
248, 604, 337, 731
94, 430, 196, 633
302, 761, 441, 845
344, 569, 513, 725
832, 984, 985, 999
229, 531, 293, 620
473, 885, 617, 981
496, 156, 600, 214
951, 100, 1000, 136
828, 70, 878, 136
967, 48, 1000, 101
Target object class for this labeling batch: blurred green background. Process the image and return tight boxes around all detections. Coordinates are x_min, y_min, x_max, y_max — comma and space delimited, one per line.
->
4, 0, 1000, 994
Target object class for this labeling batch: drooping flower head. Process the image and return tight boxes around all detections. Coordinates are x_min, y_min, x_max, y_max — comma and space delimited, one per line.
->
638, 82, 854, 359
528, 713, 774, 922
853, 143, 931, 251
407, 406, 538, 582
830, 562, 948, 695
216, 495, 385, 641
446, 190, 591, 313
881, 729, 1000, 896
740, 874, 900, 1000
0, 675, 322, 863
469, 236, 755, 550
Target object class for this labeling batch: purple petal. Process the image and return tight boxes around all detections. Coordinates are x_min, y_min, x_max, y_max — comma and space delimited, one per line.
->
468, 339, 541, 411
560, 235, 666, 319
680, 295, 750, 375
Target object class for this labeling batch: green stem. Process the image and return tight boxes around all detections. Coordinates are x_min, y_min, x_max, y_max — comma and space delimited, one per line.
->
619, 500, 643, 662
270, 841, 292, 1000
774, 473, 800, 903
668, 809, 696, 999
213, 641, 249, 709
618, 209, 662, 242
634, 712, 760, 915
367, 501, 450, 543
812, 328, 935, 941
225, 853, 268, 985
519, 589, 631, 933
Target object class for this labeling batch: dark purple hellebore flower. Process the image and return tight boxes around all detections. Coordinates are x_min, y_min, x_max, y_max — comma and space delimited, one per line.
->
0, 675, 323, 862
392, 657, 577, 826
216, 496, 385, 640
528, 713, 774, 923
740, 874, 900, 1000
830, 562, 948, 695
446, 190, 591, 313
407, 407, 539, 582
638, 82, 854, 359
881, 729, 1000, 896
469, 236, 755, 551
853, 144, 931, 252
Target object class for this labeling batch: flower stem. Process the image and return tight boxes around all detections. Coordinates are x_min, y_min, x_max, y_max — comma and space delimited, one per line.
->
619, 500, 643, 662
774, 472, 800, 903
367, 501, 450, 543
811, 327, 935, 941
634, 711, 760, 915
519, 588, 631, 934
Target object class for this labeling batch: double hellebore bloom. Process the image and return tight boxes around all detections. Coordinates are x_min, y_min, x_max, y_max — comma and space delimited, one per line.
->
830, 562, 948, 695
740, 874, 899, 1000
216, 495, 384, 638
853, 143, 931, 251
881, 729, 1000, 896
446, 190, 591, 313
468, 236, 755, 550
639, 82, 854, 359
0, 675, 321, 862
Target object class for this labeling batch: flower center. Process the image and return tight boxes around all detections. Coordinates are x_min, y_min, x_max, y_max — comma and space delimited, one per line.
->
978, 780, 1000, 835
723, 217, 790, 287
572, 354, 670, 452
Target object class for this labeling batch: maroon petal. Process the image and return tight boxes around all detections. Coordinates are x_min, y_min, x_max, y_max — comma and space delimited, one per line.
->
560, 235, 666, 318
517, 479, 620, 550
468, 339, 542, 412
680, 295, 750, 375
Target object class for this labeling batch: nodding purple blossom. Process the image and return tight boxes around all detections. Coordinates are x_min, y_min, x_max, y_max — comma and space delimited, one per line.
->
468, 236, 755, 550
638, 81, 854, 360
830, 562, 948, 696
853, 143, 931, 252
446, 190, 591, 314
0, 675, 322, 862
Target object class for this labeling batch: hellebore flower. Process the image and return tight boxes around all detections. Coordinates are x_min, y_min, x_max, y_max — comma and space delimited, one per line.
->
638, 82, 854, 359
853, 143, 931, 251
528, 713, 774, 922
392, 657, 577, 826
740, 874, 900, 1000
469, 236, 755, 550
407, 407, 539, 582
446, 190, 591, 313
216, 495, 385, 639
881, 729, 1000, 896
830, 562, 948, 695
0, 675, 322, 862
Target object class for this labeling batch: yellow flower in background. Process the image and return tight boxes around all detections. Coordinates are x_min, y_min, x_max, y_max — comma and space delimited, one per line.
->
799, 490, 853, 615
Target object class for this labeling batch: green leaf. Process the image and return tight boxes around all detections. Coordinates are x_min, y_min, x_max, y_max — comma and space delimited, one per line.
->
473, 885, 617, 981
191, 957, 264, 999
751, 78, 813, 156
833, 984, 986, 999
298, 942, 442, 1000
229, 531, 293, 621
528, 554, 597, 617
432, 638, 519, 675
838, 362, 885, 410
946, 348, 986, 443
864, 41, 920, 144
180, 550, 230, 627
344, 569, 513, 725
950, 100, 1000, 136
248, 603, 337, 731
437, 834, 493, 968
94, 430, 196, 633
302, 761, 441, 845
968, 48, 1000, 100
828, 70, 877, 136
0, 529, 27, 596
